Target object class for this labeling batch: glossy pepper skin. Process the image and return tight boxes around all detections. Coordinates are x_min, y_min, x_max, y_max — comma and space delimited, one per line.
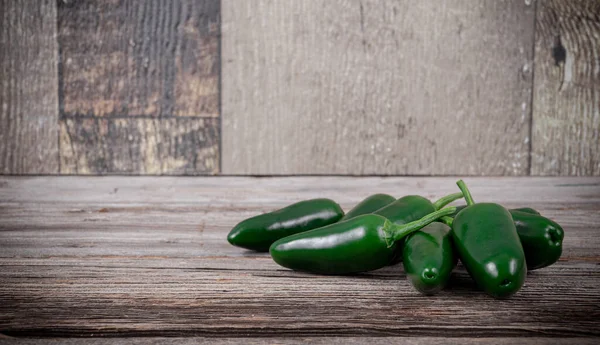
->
450, 205, 540, 217
453, 181, 527, 298
270, 207, 456, 275
513, 207, 540, 215
375, 193, 462, 264
511, 210, 564, 270
340, 194, 396, 221
402, 222, 457, 295
227, 198, 343, 252
449, 206, 562, 270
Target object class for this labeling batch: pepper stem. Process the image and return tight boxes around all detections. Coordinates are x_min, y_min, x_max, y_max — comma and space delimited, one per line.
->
383, 207, 457, 247
432, 192, 464, 210
456, 180, 475, 206
439, 216, 454, 227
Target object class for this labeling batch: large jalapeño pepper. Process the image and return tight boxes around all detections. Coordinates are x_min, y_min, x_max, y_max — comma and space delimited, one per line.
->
227, 198, 343, 252
452, 180, 526, 298
449, 205, 539, 217
340, 194, 396, 221
448, 206, 563, 270
269, 207, 457, 275
402, 222, 457, 295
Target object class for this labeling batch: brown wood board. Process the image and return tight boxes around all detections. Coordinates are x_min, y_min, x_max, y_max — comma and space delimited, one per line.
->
1, 176, 599, 338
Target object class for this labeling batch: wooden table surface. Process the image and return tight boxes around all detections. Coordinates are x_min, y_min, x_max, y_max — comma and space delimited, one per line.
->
1, 176, 599, 344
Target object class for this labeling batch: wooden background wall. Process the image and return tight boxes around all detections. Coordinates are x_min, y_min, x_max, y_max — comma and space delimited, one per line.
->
1, 0, 598, 176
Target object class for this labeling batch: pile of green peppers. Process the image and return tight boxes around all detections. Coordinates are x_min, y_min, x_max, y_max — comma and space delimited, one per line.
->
226, 180, 564, 299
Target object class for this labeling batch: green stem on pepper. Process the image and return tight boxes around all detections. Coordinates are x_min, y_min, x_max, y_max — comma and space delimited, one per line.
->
439, 216, 454, 227
432, 192, 464, 210
457, 180, 475, 206
383, 206, 457, 247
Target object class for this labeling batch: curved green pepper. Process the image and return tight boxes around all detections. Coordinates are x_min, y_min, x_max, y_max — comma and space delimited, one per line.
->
452, 180, 527, 298
375, 192, 463, 264
511, 210, 564, 270
227, 198, 343, 252
402, 222, 457, 295
340, 193, 396, 221
270, 207, 457, 275
447, 206, 563, 271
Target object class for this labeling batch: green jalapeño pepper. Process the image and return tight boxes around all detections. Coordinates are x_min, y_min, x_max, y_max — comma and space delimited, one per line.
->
402, 222, 457, 295
452, 180, 526, 299
447, 206, 563, 270
340, 194, 396, 221
375, 193, 463, 224
227, 199, 343, 252
269, 207, 457, 275
511, 211, 564, 270
375, 192, 464, 264
450, 205, 540, 217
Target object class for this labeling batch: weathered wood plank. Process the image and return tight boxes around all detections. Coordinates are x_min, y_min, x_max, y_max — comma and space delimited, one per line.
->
58, 0, 220, 118
532, 0, 600, 176
0, 177, 599, 337
1, 338, 599, 345
222, 0, 535, 175
0, 0, 59, 174
59, 118, 219, 174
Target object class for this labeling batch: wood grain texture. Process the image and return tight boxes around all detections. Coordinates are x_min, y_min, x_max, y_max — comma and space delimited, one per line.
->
57, 0, 220, 117
1, 176, 599, 338
0, 338, 599, 345
0, 0, 59, 174
532, 0, 600, 176
222, 0, 535, 175
59, 118, 219, 174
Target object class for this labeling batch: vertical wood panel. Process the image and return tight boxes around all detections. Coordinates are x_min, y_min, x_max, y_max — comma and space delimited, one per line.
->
57, 0, 221, 175
222, 0, 535, 175
531, 0, 600, 176
0, 0, 59, 174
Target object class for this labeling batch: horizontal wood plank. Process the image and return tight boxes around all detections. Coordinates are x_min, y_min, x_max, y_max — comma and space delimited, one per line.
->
0, 176, 599, 338
0, 338, 598, 345
59, 118, 219, 174
531, 0, 600, 176
0, 0, 59, 174
222, 0, 535, 175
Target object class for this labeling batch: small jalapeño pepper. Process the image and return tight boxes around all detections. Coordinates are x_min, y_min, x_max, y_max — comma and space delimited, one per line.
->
402, 222, 457, 295
374, 192, 463, 264
340, 194, 396, 221
270, 207, 457, 275
452, 180, 526, 298
227, 199, 343, 252
511, 210, 564, 270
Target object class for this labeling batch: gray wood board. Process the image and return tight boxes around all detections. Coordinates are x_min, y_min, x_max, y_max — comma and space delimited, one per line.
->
531, 0, 600, 176
221, 0, 535, 175
1, 176, 599, 337
0, 0, 59, 174
56, 0, 220, 175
